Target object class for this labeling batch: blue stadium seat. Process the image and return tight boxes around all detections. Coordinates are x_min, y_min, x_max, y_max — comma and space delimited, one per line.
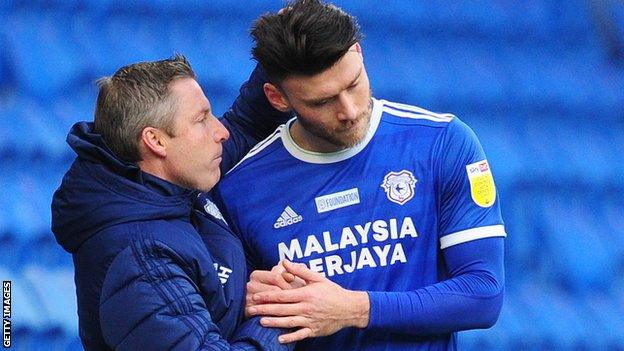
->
0, 33, 9, 88
0, 267, 49, 333
10, 328, 40, 351
540, 192, 618, 293
0, 1, 622, 349
13, 172, 54, 239
0, 235, 21, 270
165, 17, 256, 106
205, 91, 236, 121
549, 0, 597, 43
460, 113, 526, 188
23, 266, 78, 336
49, 84, 98, 161
519, 115, 616, 183
1, 160, 71, 245
458, 294, 525, 350
63, 12, 114, 80
94, 0, 251, 16
609, 129, 624, 178
22, 235, 73, 268
584, 295, 624, 347
5, 10, 88, 98
41, 328, 67, 351
492, 296, 539, 349
0, 0, 8, 14
2, 168, 39, 242
338, 0, 554, 42
0, 93, 39, 159
65, 336, 84, 351
601, 192, 624, 258
517, 283, 603, 349
24, 104, 69, 160
99, 15, 173, 75
11, 327, 74, 351
496, 189, 546, 286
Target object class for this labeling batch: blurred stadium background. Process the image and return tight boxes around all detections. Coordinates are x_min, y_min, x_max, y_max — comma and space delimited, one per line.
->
1, 0, 623, 349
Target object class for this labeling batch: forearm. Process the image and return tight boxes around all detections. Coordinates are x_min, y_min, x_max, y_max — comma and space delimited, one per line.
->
367, 273, 503, 334
366, 238, 504, 335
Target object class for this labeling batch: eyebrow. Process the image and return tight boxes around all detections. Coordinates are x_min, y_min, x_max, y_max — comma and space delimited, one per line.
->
304, 66, 363, 105
193, 106, 211, 120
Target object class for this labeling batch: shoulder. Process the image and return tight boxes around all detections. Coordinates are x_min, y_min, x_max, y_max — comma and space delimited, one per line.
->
375, 99, 480, 146
221, 123, 288, 179
377, 99, 455, 128
83, 220, 208, 273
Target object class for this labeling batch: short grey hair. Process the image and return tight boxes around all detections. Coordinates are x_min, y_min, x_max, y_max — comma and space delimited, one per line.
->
93, 54, 196, 163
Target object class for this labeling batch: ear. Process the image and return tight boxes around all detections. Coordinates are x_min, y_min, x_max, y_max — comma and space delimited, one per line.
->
353, 42, 364, 60
263, 83, 291, 112
140, 127, 167, 158
354, 42, 362, 54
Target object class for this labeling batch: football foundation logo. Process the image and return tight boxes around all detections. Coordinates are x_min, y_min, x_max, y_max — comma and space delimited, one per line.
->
381, 170, 417, 205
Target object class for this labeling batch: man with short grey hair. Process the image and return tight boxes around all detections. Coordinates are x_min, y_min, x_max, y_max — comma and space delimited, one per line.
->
92, 55, 193, 164
52, 54, 294, 350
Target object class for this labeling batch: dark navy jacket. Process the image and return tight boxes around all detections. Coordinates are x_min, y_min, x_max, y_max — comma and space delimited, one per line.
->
51, 68, 292, 350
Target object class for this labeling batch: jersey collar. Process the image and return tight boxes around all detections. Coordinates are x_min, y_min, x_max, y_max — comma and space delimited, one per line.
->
281, 97, 383, 164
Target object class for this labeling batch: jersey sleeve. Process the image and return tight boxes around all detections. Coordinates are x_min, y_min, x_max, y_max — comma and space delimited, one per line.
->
437, 117, 506, 249
367, 237, 504, 334
219, 65, 293, 174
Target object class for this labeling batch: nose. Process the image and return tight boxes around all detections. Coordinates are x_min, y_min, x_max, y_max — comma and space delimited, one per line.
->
336, 93, 358, 122
211, 116, 230, 142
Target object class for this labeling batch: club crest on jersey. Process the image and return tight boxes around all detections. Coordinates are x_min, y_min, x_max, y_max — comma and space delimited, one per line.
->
381, 170, 417, 205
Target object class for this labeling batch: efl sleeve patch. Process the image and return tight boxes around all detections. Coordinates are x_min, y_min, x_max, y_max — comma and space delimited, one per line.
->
465, 160, 496, 208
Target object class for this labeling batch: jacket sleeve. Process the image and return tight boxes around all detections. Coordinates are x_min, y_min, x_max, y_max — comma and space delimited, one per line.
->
99, 233, 292, 351
219, 65, 293, 174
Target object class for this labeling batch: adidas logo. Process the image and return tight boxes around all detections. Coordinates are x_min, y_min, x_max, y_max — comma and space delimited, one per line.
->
273, 206, 303, 229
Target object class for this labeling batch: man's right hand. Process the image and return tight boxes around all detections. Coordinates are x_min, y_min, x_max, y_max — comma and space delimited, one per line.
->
245, 261, 306, 317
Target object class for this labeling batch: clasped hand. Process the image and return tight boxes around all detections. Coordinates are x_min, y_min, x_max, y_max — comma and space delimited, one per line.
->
246, 260, 369, 344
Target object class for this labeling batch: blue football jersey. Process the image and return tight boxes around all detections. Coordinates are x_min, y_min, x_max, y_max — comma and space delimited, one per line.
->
216, 98, 506, 351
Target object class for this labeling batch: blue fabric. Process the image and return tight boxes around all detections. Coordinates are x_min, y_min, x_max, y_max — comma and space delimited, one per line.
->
51, 66, 293, 350
215, 98, 505, 350
367, 237, 504, 334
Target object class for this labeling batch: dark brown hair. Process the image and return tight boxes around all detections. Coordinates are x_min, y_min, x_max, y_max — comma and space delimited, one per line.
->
251, 0, 363, 84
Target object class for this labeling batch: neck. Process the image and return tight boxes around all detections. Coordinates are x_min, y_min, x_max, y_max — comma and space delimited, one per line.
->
290, 121, 346, 153
138, 159, 169, 183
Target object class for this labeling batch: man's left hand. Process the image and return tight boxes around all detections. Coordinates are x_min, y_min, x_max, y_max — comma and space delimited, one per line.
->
247, 260, 370, 344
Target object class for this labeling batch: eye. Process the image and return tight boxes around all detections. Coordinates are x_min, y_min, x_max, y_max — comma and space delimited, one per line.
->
197, 112, 209, 124
311, 98, 332, 107
348, 81, 359, 91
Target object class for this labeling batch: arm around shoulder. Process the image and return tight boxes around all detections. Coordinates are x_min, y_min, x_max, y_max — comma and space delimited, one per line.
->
219, 64, 293, 173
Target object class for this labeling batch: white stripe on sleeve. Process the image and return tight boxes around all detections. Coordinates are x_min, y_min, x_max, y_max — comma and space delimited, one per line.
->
440, 225, 506, 249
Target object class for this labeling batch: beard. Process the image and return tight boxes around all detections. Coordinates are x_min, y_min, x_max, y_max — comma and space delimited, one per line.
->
295, 96, 373, 150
